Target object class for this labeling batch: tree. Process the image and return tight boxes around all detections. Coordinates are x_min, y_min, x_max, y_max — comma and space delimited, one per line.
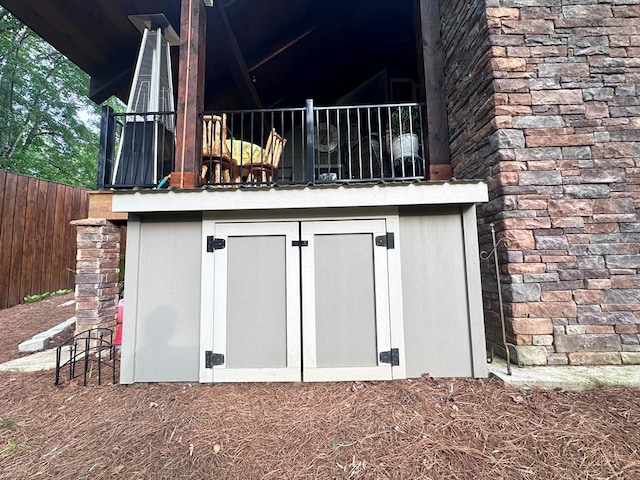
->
0, 7, 101, 188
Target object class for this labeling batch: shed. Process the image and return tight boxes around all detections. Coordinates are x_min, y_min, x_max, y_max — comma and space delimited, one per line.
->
9, 0, 637, 376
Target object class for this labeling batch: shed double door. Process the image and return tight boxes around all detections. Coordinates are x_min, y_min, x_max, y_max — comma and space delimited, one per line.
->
201, 219, 400, 382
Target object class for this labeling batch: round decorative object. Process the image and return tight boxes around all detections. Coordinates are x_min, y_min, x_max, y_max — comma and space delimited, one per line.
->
391, 133, 419, 161
314, 122, 339, 152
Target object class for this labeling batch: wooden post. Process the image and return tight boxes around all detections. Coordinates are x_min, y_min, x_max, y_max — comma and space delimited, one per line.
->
416, 0, 452, 181
171, 0, 207, 188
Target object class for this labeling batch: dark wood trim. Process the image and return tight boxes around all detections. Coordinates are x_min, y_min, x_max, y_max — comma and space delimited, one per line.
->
429, 164, 453, 181
416, 0, 451, 179
172, 0, 207, 189
248, 28, 315, 73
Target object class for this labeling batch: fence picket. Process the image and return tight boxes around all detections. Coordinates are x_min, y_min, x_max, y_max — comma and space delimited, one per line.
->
0, 170, 89, 309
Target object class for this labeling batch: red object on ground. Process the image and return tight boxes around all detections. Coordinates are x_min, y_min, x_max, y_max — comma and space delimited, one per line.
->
114, 299, 124, 346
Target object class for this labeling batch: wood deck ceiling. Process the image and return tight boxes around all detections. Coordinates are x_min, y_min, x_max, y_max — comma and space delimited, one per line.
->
1, 0, 418, 109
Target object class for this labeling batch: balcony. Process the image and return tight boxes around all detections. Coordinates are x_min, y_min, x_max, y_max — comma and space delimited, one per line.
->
97, 101, 427, 190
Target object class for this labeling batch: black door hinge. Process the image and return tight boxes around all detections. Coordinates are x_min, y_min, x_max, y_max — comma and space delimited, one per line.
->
375, 232, 395, 249
379, 348, 400, 366
206, 236, 226, 252
205, 351, 225, 368
292, 240, 308, 247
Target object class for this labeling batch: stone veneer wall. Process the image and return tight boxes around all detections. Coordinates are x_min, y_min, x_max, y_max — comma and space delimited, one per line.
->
440, 0, 497, 180
72, 219, 121, 335
439, 0, 523, 361
474, 0, 640, 366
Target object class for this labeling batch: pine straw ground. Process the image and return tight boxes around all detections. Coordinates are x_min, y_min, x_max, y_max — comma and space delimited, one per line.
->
1, 297, 639, 479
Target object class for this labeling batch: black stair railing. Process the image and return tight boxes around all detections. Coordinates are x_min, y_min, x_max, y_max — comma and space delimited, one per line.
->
55, 328, 117, 386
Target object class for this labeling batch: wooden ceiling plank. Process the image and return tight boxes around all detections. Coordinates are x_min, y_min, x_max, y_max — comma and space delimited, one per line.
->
80, 0, 143, 51
2, 1, 108, 67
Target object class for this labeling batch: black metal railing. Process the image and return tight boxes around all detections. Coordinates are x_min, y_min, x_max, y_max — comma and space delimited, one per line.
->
201, 106, 305, 185
98, 100, 426, 189
97, 106, 176, 189
55, 328, 117, 386
310, 102, 426, 184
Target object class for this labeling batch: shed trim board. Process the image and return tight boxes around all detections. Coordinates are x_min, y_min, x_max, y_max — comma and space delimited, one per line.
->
118, 181, 488, 383
300, 219, 397, 382
463, 205, 488, 377
119, 216, 141, 385
202, 221, 302, 382
112, 181, 488, 213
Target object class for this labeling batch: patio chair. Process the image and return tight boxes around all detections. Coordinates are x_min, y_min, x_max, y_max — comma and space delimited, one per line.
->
244, 128, 287, 183
202, 113, 239, 184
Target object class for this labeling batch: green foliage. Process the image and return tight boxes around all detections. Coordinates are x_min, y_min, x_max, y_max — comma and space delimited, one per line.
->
0, 442, 19, 460
117, 253, 126, 296
0, 8, 102, 187
23, 289, 72, 303
0, 417, 15, 431
390, 105, 422, 137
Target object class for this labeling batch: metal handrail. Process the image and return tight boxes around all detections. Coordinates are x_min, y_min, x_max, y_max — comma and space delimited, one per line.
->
55, 328, 117, 386
98, 100, 427, 189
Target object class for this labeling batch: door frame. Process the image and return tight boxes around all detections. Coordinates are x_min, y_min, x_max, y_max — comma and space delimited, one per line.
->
200, 221, 301, 382
300, 219, 392, 381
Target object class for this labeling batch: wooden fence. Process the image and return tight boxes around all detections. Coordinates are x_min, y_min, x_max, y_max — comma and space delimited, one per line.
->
0, 170, 89, 309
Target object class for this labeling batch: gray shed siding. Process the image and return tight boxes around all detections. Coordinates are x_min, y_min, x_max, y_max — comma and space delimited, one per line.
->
116, 184, 488, 383
400, 206, 486, 378
120, 213, 202, 383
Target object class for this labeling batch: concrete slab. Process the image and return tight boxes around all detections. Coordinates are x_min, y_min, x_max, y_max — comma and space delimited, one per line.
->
0, 349, 58, 372
488, 357, 640, 390
18, 317, 75, 353
17, 337, 49, 353
33, 317, 76, 339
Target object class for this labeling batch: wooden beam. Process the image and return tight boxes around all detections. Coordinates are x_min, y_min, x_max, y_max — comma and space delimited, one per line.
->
88, 191, 128, 222
248, 28, 315, 72
214, 4, 263, 109
416, 0, 452, 181
172, 0, 208, 189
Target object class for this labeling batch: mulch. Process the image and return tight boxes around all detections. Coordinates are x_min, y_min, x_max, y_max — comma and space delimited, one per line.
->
1, 298, 639, 479
0, 293, 75, 364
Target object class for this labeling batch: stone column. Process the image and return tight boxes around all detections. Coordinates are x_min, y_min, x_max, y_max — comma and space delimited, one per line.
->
71, 218, 121, 334
478, 1, 640, 366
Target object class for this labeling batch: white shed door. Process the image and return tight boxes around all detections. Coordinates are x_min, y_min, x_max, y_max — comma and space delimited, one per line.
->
208, 222, 301, 382
300, 220, 393, 382
201, 218, 401, 383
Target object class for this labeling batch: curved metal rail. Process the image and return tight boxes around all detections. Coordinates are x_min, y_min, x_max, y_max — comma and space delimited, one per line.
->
55, 328, 117, 386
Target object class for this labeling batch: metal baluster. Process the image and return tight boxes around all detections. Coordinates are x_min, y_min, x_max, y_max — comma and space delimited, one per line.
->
346, 108, 352, 180
305, 99, 314, 183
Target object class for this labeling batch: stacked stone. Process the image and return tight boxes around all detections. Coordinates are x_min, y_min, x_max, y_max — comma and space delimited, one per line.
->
480, 0, 640, 365
440, 0, 498, 181
71, 218, 121, 335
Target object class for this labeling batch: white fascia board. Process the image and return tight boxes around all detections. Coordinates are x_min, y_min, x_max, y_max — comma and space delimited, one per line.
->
112, 181, 488, 213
